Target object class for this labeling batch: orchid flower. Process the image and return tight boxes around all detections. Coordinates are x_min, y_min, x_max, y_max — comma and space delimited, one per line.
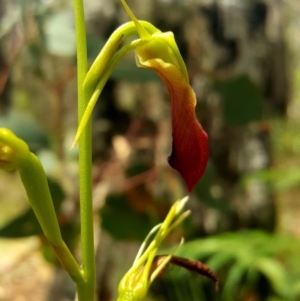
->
116, 196, 190, 301
73, 0, 209, 192
116, 196, 218, 301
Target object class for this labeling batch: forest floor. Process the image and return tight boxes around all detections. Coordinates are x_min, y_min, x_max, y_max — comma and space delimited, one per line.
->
0, 237, 54, 301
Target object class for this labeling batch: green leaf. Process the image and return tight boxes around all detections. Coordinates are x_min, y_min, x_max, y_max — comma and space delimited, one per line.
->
271, 169, 300, 192
43, 221, 80, 264
222, 262, 248, 301
0, 2, 21, 38
245, 267, 259, 289
0, 178, 65, 238
153, 231, 300, 301
60, 220, 80, 253
243, 168, 300, 193
0, 111, 50, 151
213, 75, 263, 126
255, 257, 288, 297
193, 161, 230, 211
0, 209, 42, 237
100, 193, 156, 241
125, 163, 152, 178
44, 11, 76, 56
47, 178, 66, 211
86, 34, 106, 61
111, 59, 159, 82
207, 251, 235, 272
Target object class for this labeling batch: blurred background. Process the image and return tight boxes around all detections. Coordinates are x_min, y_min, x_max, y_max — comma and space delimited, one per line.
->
1, 0, 300, 300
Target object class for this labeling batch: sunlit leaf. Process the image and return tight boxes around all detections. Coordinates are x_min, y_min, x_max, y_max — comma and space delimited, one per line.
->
255, 258, 288, 297
193, 161, 230, 211
0, 209, 42, 237
0, 178, 65, 237
213, 75, 263, 126
44, 11, 76, 56
100, 193, 156, 241
222, 263, 248, 301
206, 252, 235, 272
0, 111, 50, 151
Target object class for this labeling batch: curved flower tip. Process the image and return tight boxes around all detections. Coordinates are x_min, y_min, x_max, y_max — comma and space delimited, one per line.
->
119, 0, 209, 191
167, 80, 209, 192
138, 58, 209, 192
0, 128, 30, 171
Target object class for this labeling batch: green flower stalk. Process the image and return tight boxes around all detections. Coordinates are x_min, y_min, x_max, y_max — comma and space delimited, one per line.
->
116, 196, 219, 301
117, 197, 190, 301
72, 0, 209, 192
0, 128, 83, 283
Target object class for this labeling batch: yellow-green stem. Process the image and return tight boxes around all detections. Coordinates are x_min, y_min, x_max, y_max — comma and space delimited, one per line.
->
0, 128, 84, 284
73, 0, 95, 300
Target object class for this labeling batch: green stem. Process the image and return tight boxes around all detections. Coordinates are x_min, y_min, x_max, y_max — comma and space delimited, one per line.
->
73, 0, 95, 300
71, 21, 160, 147
19, 155, 84, 283
49, 241, 84, 283
83, 21, 159, 96
73, 39, 143, 145
0, 128, 84, 283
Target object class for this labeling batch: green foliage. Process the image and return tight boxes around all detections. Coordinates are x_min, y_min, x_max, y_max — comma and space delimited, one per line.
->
100, 193, 157, 241
44, 11, 76, 56
0, 176, 80, 265
0, 209, 43, 237
243, 168, 300, 192
111, 59, 159, 83
153, 231, 300, 301
193, 161, 230, 211
213, 76, 263, 126
0, 178, 65, 238
0, 111, 50, 151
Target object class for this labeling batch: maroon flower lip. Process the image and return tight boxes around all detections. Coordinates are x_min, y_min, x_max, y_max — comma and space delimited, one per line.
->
136, 57, 209, 191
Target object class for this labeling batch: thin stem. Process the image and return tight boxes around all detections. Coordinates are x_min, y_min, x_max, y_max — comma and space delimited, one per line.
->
73, 39, 143, 146
73, 0, 87, 115
49, 241, 84, 283
73, 0, 95, 300
83, 21, 159, 97
72, 21, 160, 148
0, 128, 84, 284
